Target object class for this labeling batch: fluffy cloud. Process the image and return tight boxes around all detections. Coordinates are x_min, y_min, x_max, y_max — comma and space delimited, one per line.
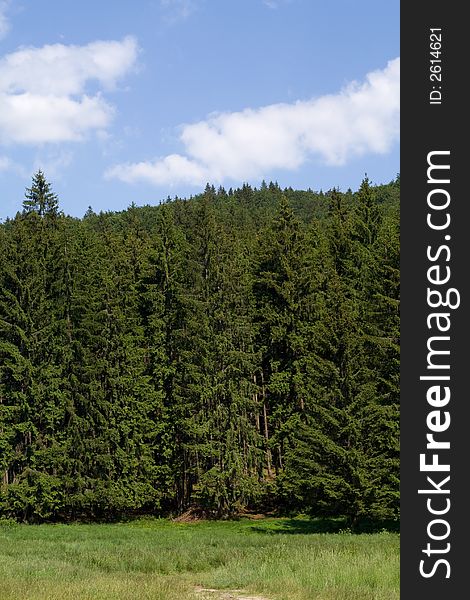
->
107, 154, 209, 187
0, 36, 138, 145
0, 94, 114, 144
107, 57, 399, 187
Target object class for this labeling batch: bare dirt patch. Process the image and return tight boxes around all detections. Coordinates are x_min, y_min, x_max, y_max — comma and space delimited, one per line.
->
194, 585, 271, 600
173, 508, 276, 523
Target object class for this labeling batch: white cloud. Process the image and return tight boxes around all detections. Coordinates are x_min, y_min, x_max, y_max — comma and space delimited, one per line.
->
107, 57, 400, 188
0, 1, 10, 40
0, 36, 138, 145
106, 153, 210, 186
0, 37, 138, 95
0, 93, 114, 144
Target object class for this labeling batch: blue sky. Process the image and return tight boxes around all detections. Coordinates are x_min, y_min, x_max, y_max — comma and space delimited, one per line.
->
0, 0, 399, 219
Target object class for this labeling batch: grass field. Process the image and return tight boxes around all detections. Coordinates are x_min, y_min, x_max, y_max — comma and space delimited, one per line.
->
0, 517, 399, 600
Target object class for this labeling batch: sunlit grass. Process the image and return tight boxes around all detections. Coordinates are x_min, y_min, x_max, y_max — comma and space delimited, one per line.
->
0, 517, 399, 599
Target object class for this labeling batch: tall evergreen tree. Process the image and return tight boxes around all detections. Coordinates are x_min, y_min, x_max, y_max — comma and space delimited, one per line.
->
0, 173, 67, 520
0, 175, 399, 523
23, 170, 60, 218
254, 195, 323, 478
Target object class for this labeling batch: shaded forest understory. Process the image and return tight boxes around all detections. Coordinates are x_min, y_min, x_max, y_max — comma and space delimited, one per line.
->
0, 175, 399, 523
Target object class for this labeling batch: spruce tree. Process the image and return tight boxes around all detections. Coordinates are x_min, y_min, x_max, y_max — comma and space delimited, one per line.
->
0, 176, 399, 522
23, 170, 60, 217
254, 195, 322, 479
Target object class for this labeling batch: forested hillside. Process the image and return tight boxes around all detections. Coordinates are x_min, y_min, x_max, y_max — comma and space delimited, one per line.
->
0, 173, 399, 524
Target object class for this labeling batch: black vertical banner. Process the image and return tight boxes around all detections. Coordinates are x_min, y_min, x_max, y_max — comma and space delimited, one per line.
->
401, 3, 467, 598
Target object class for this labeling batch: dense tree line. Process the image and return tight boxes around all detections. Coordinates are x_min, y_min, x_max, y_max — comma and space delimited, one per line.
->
0, 172, 399, 523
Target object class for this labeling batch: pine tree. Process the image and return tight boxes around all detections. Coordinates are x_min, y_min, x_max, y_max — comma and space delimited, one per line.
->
280, 184, 399, 525
0, 176, 399, 522
0, 173, 67, 520
253, 195, 322, 480
279, 190, 358, 519
23, 170, 60, 218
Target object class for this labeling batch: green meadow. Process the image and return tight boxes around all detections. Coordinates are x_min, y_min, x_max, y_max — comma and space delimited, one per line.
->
0, 517, 399, 600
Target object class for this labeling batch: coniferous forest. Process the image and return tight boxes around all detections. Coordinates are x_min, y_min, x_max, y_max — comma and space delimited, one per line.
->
0, 172, 399, 524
